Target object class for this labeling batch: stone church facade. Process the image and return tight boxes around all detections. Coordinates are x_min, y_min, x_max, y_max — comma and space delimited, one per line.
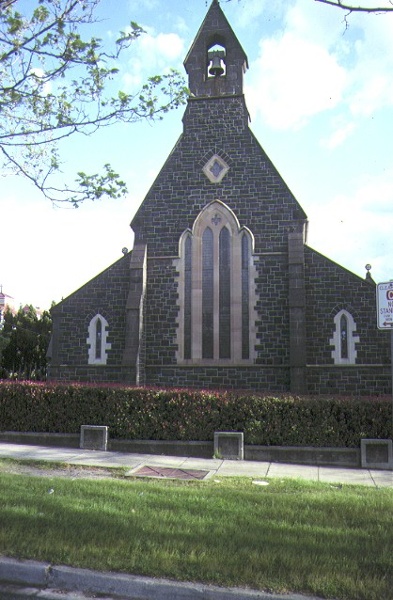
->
48, 0, 391, 395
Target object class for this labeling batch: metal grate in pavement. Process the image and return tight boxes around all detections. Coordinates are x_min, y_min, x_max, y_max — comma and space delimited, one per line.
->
132, 465, 209, 480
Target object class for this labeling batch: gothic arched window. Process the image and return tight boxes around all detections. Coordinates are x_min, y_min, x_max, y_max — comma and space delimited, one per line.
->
87, 314, 111, 365
175, 200, 257, 364
330, 309, 359, 365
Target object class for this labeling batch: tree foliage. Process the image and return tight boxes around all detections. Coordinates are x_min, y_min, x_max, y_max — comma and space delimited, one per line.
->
0, 304, 52, 380
0, 0, 188, 205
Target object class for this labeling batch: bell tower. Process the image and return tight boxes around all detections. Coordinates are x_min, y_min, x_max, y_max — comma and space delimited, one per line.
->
184, 0, 248, 98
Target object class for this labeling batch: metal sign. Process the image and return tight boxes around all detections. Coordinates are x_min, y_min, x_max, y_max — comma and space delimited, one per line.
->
376, 281, 393, 329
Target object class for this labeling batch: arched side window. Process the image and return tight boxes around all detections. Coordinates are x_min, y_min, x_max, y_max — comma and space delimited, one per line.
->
175, 200, 258, 364
329, 309, 359, 365
87, 314, 111, 365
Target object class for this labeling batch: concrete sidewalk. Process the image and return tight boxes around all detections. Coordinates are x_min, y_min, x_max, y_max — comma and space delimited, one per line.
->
0, 442, 392, 486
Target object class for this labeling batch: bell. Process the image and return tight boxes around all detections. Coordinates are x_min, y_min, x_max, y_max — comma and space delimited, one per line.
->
208, 51, 225, 77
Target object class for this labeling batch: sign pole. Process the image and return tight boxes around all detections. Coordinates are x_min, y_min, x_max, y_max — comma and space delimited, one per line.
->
376, 281, 393, 440
387, 300, 393, 441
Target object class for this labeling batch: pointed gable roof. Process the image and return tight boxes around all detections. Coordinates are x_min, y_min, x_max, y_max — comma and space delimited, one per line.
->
131, 0, 307, 250
184, 0, 248, 97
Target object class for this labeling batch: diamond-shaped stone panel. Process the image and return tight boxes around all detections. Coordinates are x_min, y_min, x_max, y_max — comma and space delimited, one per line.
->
202, 154, 229, 183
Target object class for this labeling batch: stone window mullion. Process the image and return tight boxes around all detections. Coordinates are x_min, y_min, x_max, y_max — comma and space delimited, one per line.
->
175, 200, 257, 364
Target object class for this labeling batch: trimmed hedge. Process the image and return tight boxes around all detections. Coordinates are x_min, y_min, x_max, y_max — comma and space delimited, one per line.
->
0, 381, 391, 447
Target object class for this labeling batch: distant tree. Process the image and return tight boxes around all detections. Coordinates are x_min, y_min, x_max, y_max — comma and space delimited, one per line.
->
0, 305, 52, 380
0, 0, 188, 205
0, 318, 10, 378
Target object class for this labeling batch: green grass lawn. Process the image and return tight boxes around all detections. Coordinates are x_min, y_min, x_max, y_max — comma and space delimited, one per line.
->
0, 464, 392, 600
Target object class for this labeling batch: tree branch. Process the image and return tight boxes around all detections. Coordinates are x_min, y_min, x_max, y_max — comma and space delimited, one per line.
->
315, 0, 393, 12
0, 0, 17, 10
0, 0, 188, 205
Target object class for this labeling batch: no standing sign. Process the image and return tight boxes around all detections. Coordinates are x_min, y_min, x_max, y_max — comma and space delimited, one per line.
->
376, 281, 393, 329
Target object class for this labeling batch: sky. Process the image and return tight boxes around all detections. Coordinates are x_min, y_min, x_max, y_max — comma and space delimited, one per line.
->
2, 0, 393, 310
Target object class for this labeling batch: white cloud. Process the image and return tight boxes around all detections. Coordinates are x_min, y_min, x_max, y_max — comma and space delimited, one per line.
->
231, 0, 271, 28
129, 0, 158, 10
340, 13, 393, 117
138, 31, 184, 63
246, 33, 346, 129
321, 120, 356, 149
348, 69, 393, 117
29, 68, 51, 95
284, 0, 345, 48
121, 29, 184, 90
245, 0, 393, 145
352, 15, 393, 121
307, 171, 393, 283
1, 187, 135, 310
173, 16, 189, 36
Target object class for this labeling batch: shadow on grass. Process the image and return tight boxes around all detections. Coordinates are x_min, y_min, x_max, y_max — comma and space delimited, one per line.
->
0, 474, 392, 600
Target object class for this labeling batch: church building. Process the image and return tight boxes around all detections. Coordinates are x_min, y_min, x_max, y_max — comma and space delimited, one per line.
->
48, 0, 391, 395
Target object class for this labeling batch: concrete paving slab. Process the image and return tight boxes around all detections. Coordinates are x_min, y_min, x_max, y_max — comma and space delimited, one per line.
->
66, 456, 140, 468
267, 463, 319, 481
139, 454, 194, 467
178, 457, 223, 471
58, 450, 115, 461
318, 467, 374, 486
5, 446, 85, 463
369, 470, 393, 487
22, 452, 82, 463
216, 460, 270, 477
0, 443, 40, 459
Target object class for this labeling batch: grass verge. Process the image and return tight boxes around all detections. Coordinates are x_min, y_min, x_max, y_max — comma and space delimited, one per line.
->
0, 468, 392, 600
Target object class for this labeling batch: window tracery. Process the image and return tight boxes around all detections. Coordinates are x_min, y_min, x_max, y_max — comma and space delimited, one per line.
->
175, 200, 257, 364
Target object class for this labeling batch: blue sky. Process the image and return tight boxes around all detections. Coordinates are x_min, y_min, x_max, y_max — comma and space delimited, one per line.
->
2, 0, 393, 310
